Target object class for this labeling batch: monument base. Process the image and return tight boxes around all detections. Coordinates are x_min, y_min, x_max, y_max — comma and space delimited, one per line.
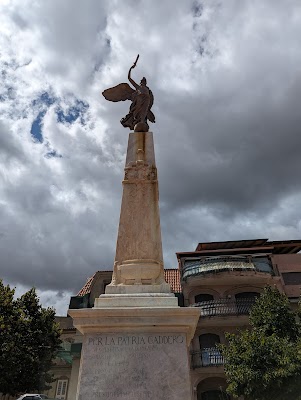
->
94, 293, 178, 308
105, 281, 171, 294
69, 307, 200, 400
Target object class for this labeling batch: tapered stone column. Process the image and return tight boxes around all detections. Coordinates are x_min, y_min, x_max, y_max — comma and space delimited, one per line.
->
69, 130, 200, 400
106, 131, 169, 294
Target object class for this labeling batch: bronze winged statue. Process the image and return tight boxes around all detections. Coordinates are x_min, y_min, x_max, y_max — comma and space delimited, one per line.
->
102, 55, 155, 132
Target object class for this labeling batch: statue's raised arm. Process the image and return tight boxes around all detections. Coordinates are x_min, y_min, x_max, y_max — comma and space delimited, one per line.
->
102, 55, 155, 132
127, 55, 140, 90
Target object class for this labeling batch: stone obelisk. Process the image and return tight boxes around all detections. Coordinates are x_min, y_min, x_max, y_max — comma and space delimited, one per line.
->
107, 131, 168, 292
95, 130, 174, 306
69, 57, 199, 400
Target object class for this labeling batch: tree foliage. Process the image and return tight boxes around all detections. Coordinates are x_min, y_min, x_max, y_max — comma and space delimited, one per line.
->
219, 286, 301, 400
0, 280, 62, 396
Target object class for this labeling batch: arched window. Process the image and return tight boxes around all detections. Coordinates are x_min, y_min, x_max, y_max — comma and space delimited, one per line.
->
235, 291, 259, 314
197, 378, 230, 400
235, 291, 259, 300
199, 333, 220, 349
200, 390, 230, 400
195, 293, 214, 303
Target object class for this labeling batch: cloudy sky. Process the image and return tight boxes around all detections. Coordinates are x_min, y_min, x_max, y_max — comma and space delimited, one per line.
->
1, 0, 301, 315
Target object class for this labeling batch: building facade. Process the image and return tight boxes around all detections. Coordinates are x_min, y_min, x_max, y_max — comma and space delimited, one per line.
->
44, 239, 301, 400
176, 238, 301, 399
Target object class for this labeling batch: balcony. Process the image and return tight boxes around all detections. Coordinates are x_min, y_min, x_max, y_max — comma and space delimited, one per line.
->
191, 297, 256, 318
57, 342, 82, 364
182, 255, 274, 283
191, 348, 224, 369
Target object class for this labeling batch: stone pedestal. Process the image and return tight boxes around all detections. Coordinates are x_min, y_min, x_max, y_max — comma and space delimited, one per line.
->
69, 307, 200, 400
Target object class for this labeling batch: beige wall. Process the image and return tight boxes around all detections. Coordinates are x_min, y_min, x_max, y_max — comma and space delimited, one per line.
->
182, 263, 287, 399
272, 254, 301, 272
67, 358, 80, 400
46, 365, 71, 399
272, 254, 301, 297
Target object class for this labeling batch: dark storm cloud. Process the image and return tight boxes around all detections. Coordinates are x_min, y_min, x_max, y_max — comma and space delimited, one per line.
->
0, 119, 120, 293
157, 76, 301, 214
1, 0, 301, 313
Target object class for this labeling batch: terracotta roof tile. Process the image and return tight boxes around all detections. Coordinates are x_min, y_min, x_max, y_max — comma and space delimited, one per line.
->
164, 269, 181, 293
77, 268, 182, 296
77, 273, 96, 296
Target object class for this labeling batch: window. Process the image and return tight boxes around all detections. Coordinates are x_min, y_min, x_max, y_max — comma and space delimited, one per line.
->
56, 379, 68, 400
252, 257, 273, 273
282, 272, 301, 285
199, 334, 220, 349
235, 292, 259, 299
195, 294, 214, 303
201, 390, 230, 400
233, 292, 259, 314
199, 334, 223, 366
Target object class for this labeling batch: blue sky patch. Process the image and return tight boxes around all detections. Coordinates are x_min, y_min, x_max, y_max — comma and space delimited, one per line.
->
56, 99, 89, 125
30, 91, 89, 146
30, 110, 46, 143
32, 91, 56, 108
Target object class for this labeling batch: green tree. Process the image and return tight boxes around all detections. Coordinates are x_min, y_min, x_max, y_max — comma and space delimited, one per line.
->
220, 286, 301, 400
0, 280, 61, 396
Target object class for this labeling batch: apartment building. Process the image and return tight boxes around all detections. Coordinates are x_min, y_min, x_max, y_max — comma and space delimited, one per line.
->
177, 238, 301, 400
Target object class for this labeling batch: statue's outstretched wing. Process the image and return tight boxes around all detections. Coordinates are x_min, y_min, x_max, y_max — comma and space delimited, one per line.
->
102, 83, 135, 102
147, 89, 155, 123
148, 89, 154, 110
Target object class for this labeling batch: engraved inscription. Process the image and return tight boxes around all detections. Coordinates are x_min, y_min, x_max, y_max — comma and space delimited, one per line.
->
88, 334, 184, 346
77, 333, 190, 400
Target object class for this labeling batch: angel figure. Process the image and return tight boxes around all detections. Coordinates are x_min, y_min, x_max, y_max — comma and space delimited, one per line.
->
102, 55, 155, 132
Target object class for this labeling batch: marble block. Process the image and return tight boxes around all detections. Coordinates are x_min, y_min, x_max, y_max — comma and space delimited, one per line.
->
105, 282, 170, 294
76, 332, 192, 400
94, 293, 178, 308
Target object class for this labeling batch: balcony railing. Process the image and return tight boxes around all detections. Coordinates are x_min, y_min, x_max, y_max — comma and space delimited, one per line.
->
182, 255, 273, 281
191, 348, 224, 368
191, 297, 256, 317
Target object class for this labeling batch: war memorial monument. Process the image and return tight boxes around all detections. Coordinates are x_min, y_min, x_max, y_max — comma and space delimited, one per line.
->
69, 56, 200, 400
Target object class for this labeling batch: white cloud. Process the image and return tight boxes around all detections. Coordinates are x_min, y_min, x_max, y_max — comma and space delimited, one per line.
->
1, 0, 301, 313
